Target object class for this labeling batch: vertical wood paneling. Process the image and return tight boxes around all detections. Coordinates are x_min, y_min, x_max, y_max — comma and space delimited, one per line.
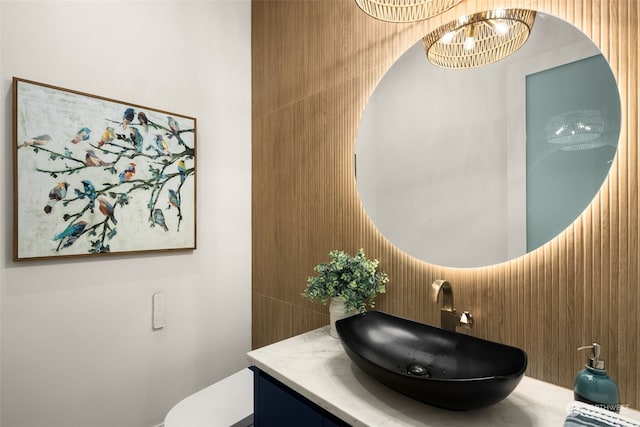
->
629, 0, 640, 405
252, 0, 640, 409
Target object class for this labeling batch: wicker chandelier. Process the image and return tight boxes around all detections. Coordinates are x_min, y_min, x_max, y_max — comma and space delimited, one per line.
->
545, 110, 607, 151
354, 0, 463, 23
423, 8, 536, 69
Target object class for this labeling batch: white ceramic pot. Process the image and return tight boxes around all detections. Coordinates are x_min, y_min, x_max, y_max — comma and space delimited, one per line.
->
329, 297, 358, 338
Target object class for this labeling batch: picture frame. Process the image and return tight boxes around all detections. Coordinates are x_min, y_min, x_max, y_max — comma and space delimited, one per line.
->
13, 77, 197, 261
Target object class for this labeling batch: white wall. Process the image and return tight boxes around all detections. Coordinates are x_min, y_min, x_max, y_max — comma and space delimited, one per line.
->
0, 2, 252, 427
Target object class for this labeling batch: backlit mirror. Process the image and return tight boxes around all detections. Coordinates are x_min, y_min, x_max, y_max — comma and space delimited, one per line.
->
355, 11, 621, 268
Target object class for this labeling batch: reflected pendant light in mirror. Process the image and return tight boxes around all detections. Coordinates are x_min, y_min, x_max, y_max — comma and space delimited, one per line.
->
545, 109, 606, 150
355, 0, 462, 23
423, 9, 537, 69
355, 11, 621, 268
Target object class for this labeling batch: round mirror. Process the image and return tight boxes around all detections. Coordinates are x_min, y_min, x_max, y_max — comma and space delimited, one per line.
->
355, 11, 621, 268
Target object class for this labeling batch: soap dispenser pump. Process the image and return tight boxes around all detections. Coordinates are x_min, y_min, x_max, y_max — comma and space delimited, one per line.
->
574, 343, 620, 413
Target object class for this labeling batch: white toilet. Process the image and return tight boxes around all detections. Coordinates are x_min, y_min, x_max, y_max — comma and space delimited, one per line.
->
164, 368, 254, 427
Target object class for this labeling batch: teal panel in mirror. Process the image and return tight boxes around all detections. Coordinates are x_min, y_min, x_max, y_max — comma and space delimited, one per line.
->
526, 55, 620, 252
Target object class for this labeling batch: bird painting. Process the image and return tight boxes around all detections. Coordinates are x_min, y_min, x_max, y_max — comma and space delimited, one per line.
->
129, 127, 143, 152
71, 127, 91, 144
85, 149, 111, 167
177, 160, 186, 183
98, 198, 118, 225
119, 163, 136, 183
153, 208, 168, 231
53, 221, 87, 248
138, 111, 149, 133
98, 127, 115, 147
154, 134, 170, 155
122, 107, 135, 129
15, 81, 196, 258
44, 182, 69, 214
167, 116, 180, 136
18, 134, 51, 149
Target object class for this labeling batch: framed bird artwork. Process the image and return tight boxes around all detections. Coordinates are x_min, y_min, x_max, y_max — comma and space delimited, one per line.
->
12, 77, 197, 260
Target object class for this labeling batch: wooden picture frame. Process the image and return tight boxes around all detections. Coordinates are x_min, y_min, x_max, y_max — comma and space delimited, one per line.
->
13, 77, 197, 261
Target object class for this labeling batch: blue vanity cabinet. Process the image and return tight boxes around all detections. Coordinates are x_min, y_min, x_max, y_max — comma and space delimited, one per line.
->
251, 366, 350, 427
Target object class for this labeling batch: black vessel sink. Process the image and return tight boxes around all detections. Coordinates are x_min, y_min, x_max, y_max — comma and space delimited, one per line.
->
335, 311, 527, 411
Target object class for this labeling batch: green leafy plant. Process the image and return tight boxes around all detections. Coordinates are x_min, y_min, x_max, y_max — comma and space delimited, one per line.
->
302, 248, 389, 313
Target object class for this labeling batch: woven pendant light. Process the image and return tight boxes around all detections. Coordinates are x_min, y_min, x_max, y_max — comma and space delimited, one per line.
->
355, 0, 463, 23
423, 8, 536, 69
545, 110, 607, 150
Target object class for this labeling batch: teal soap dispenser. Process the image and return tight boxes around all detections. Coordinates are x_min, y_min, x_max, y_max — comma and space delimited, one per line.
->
574, 343, 620, 413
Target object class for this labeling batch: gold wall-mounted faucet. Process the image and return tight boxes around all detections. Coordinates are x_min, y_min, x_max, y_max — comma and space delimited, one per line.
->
430, 279, 474, 332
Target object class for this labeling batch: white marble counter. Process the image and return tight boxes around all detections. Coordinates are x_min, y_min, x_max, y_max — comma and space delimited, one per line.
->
247, 326, 640, 427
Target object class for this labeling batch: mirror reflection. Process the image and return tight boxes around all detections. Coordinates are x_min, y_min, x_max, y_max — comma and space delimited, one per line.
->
356, 12, 621, 268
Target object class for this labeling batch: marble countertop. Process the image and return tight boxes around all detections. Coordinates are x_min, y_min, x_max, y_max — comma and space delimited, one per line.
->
247, 326, 640, 427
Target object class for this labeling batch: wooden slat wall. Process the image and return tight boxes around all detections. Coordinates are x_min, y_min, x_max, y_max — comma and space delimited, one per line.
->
252, 0, 640, 408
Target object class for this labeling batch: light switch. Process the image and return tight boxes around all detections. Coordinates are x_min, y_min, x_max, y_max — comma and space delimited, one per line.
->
153, 292, 166, 330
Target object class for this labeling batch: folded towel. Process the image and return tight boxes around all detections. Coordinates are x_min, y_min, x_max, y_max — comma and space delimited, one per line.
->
564, 402, 640, 427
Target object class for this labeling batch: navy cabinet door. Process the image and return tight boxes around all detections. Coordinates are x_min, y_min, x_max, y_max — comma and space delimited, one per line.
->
252, 367, 350, 427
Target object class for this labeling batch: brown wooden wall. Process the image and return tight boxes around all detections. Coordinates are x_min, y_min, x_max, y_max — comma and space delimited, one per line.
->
252, 0, 640, 408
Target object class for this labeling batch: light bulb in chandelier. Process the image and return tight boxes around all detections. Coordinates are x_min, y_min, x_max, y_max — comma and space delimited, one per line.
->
464, 25, 477, 50
493, 21, 510, 34
464, 36, 475, 50
441, 31, 457, 44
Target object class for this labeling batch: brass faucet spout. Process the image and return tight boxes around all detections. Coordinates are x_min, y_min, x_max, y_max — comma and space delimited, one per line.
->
430, 279, 454, 312
430, 279, 473, 332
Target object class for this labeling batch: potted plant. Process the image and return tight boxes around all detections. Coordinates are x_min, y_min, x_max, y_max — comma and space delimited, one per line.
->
302, 248, 389, 337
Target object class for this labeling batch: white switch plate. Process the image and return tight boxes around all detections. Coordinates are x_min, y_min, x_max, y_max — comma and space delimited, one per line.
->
153, 293, 166, 329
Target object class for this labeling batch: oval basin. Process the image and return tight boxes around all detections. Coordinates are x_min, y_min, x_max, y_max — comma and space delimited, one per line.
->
336, 311, 527, 411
